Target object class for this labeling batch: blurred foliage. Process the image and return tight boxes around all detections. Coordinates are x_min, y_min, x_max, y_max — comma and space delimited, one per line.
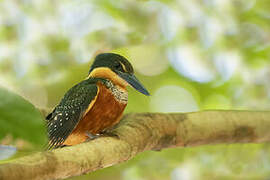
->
0, 0, 270, 179
0, 88, 46, 150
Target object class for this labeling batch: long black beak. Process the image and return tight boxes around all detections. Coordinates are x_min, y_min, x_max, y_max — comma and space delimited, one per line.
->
118, 72, 150, 96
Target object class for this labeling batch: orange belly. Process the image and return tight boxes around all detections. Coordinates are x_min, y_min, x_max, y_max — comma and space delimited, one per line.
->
63, 82, 127, 146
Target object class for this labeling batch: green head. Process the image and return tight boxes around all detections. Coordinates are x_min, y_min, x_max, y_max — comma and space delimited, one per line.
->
89, 53, 150, 96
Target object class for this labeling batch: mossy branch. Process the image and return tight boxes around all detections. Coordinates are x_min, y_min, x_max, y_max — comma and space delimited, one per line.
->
1, 111, 270, 180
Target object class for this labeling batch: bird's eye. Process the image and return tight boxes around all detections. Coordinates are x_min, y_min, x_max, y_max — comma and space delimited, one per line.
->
115, 63, 123, 70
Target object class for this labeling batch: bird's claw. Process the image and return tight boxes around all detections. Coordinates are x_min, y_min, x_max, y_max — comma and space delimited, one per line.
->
86, 132, 100, 140
100, 130, 119, 139
85, 130, 119, 142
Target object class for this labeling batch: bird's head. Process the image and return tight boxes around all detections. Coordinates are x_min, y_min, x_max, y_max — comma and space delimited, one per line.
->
88, 53, 150, 96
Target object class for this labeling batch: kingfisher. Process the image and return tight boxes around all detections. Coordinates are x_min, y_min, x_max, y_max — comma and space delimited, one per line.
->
46, 53, 150, 149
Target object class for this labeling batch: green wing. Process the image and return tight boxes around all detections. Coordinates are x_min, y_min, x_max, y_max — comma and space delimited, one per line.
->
46, 79, 98, 149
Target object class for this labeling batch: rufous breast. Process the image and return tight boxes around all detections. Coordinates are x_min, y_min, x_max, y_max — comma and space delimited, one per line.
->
63, 81, 127, 146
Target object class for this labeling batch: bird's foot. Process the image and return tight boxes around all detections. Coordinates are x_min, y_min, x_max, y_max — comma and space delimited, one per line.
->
100, 129, 119, 139
86, 132, 100, 141
85, 130, 119, 142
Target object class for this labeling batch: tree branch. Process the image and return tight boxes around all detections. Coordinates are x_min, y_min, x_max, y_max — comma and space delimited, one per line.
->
1, 111, 270, 180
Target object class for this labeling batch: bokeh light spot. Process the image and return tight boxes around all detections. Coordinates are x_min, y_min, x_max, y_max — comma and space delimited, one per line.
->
150, 85, 198, 113
214, 51, 241, 82
168, 45, 215, 83
128, 45, 169, 76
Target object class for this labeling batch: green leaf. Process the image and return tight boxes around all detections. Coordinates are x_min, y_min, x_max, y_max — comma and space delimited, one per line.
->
0, 88, 47, 148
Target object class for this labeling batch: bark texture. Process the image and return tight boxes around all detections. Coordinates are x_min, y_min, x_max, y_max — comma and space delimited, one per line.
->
1, 111, 270, 180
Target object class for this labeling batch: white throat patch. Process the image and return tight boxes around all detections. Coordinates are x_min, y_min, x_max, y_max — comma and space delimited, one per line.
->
104, 80, 128, 104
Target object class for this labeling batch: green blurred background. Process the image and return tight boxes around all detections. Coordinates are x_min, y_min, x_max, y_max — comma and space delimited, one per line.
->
0, 0, 270, 179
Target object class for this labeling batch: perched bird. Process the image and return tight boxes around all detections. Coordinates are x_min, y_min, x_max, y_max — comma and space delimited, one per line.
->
46, 53, 150, 149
